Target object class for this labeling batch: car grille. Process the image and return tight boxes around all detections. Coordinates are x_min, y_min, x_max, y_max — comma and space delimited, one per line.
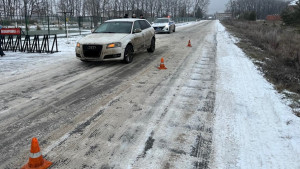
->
154, 26, 165, 30
83, 45, 102, 58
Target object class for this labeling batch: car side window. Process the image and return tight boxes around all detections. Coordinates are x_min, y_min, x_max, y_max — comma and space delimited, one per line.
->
133, 21, 142, 31
143, 21, 151, 28
139, 20, 151, 30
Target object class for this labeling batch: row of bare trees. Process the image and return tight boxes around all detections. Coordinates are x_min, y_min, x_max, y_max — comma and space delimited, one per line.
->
226, 0, 289, 19
0, 0, 210, 18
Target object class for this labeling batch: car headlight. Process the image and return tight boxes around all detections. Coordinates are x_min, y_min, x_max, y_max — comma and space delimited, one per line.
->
107, 42, 122, 49
76, 42, 80, 48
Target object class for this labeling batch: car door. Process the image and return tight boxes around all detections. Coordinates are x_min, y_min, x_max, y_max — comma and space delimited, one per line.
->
169, 20, 174, 31
131, 21, 144, 51
139, 20, 152, 48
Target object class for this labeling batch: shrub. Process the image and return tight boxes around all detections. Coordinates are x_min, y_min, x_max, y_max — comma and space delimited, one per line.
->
239, 11, 257, 21
249, 11, 257, 21
281, 0, 300, 25
281, 9, 295, 25
36, 25, 41, 30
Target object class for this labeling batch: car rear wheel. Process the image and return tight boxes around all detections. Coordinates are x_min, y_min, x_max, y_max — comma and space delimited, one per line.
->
147, 38, 155, 53
123, 45, 134, 64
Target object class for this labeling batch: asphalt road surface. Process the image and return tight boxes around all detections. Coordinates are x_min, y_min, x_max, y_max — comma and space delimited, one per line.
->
0, 20, 217, 169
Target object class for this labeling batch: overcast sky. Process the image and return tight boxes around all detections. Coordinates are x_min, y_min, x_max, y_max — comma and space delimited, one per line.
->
208, 0, 229, 14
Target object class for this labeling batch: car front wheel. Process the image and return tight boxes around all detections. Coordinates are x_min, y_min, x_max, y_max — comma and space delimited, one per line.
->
147, 38, 155, 53
123, 45, 134, 64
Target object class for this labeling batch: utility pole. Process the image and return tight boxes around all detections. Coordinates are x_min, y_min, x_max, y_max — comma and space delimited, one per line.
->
57, 11, 72, 43
48, 16, 50, 35
57, 11, 72, 38
24, 0, 29, 35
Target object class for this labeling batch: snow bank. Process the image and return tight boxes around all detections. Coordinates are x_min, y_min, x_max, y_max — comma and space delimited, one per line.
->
289, 0, 298, 6
211, 21, 300, 169
0, 36, 81, 79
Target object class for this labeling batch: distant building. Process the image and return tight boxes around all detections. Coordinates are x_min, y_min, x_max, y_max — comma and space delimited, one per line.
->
215, 13, 232, 20
266, 15, 281, 21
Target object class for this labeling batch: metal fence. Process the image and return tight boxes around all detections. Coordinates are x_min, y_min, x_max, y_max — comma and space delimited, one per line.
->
0, 15, 98, 36
0, 34, 58, 53
0, 15, 197, 36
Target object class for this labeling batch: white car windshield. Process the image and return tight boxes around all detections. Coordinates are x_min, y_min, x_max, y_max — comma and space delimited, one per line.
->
153, 19, 169, 23
94, 22, 132, 34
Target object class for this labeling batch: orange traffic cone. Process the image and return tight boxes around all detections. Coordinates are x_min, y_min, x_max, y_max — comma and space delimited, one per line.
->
187, 40, 192, 47
21, 137, 52, 169
158, 57, 167, 70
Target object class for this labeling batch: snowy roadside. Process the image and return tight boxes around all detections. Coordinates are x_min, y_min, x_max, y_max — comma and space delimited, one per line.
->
211, 21, 300, 168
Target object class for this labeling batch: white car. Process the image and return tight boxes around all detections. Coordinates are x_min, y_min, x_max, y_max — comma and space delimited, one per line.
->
76, 18, 155, 63
151, 18, 176, 34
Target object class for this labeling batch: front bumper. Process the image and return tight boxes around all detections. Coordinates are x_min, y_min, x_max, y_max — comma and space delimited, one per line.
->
153, 26, 170, 33
76, 44, 124, 61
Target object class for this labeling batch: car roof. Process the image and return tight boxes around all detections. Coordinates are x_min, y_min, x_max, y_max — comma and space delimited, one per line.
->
154, 18, 172, 21
105, 18, 146, 22
155, 18, 171, 20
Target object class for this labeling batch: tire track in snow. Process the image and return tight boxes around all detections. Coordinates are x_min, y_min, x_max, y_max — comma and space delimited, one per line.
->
130, 21, 217, 169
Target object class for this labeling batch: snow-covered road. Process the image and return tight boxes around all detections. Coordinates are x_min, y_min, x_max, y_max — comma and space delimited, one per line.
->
0, 20, 299, 169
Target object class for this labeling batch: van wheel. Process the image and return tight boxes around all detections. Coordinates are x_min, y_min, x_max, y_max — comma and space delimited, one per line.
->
123, 45, 133, 63
147, 38, 155, 53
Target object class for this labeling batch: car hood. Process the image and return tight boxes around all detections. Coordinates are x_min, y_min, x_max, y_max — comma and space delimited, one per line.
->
152, 23, 168, 27
79, 33, 130, 44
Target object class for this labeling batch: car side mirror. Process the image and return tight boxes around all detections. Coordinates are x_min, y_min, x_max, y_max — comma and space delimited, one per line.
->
134, 28, 142, 33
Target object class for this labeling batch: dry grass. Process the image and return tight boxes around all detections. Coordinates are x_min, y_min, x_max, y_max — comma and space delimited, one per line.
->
222, 20, 300, 117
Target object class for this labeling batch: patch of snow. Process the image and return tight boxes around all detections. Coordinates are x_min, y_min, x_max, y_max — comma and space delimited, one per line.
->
289, 0, 298, 6
43, 133, 70, 155
0, 36, 81, 79
282, 89, 298, 95
176, 20, 205, 29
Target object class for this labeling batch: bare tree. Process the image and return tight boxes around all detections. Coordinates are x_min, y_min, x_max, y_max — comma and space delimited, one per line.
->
0, 0, 211, 20
226, 0, 289, 19
194, 0, 210, 16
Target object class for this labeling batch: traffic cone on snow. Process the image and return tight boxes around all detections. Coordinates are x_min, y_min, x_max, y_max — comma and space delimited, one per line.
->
21, 137, 52, 169
187, 40, 192, 47
158, 57, 167, 70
